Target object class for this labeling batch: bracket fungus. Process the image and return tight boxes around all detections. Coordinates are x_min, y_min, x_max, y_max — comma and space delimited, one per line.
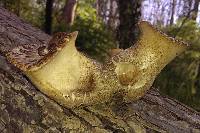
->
6, 21, 188, 108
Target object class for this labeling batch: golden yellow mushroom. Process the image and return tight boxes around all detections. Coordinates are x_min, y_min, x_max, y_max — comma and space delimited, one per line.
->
6, 21, 188, 108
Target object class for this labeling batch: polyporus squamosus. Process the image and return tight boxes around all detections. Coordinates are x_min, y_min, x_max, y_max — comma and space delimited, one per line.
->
6, 21, 188, 108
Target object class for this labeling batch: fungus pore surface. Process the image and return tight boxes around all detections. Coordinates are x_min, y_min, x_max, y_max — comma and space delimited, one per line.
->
6, 21, 188, 108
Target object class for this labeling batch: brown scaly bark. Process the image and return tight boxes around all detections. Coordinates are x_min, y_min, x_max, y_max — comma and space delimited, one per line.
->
0, 7, 200, 133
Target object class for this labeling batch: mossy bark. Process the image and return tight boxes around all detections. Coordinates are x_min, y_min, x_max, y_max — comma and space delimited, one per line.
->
0, 7, 200, 133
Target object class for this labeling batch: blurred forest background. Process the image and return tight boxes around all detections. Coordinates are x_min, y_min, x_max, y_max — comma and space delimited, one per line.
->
1, 0, 200, 111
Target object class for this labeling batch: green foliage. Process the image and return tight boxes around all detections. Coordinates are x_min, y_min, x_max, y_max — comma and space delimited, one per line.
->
154, 19, 200, 110
0, 0, 46, 28
72, 0, 116, 61
54, 0, 116, 61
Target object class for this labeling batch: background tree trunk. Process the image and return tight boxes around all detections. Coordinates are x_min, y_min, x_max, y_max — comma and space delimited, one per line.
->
0, 7, 200, 133
63, 0, 77, 27
191, 0, 200, 20
117, 0, 141, 49
44, 0, 54, 34
170, 0, 176, 25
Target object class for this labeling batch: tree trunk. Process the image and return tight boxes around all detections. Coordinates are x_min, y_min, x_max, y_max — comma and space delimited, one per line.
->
191, 0, 200, 20
63, 0, 77, 27
96, 0, 101, 16
0, 7, 200, 133
107, 0, 114, 28
170, 0, 176, 25
117, 0, 141, 49
44, 0, 54, 34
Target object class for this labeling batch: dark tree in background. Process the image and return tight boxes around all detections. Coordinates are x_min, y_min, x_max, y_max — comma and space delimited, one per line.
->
191, 0, 200, 20
45, 0, 54, 34
117, 0, 141, 49
170, 0, 176, 25
63, 0, 77, 27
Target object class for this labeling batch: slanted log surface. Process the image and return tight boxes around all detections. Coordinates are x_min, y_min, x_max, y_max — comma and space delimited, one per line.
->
0, 7, 200, 133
